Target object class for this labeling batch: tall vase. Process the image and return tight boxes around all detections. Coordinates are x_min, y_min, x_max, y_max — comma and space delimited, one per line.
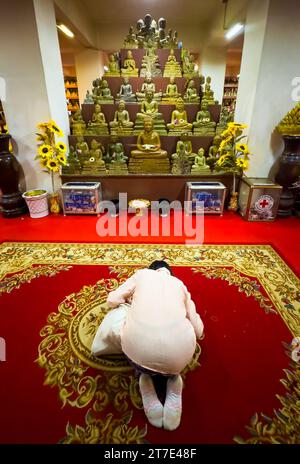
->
275, 135, 300, 217
0, 134, 28, 218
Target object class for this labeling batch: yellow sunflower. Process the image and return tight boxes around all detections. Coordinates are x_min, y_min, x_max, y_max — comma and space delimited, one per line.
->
48, 120, 64, 137
37, 122, 49, 131
57, 154, 67, 166
40, 158, 48, 169
55, 141, 67, 153
220, 137, 232, 150
46, 158, 60, 172
236, 143, 249, 154
221, 128, 234, 139
38, 144, 53, 158
217, 154, 230, 166
236, 158, 249, 170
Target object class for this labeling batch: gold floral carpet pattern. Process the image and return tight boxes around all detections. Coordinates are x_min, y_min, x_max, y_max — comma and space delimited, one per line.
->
0, 242, 299, 444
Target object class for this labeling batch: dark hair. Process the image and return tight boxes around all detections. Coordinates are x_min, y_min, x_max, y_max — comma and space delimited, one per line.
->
148, 260, 173, 275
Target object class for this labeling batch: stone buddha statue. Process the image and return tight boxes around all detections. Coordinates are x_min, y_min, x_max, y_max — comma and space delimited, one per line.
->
163, 49, 182, 77
176, 132, 196, 164
108, 132, 129, 174
129, 117, 170, 174
162, 76, 180, 103
92, 78, 102, 102
208, 135, 222, 158
136, 75, 162, 101
99, 80, 114, 103
193, 101, 216, 135
167, 98, 193, 133
140, 47, 161, 77
109, 100, 134, 135
183, 53, 197, 79
123, 26, 138, 49
75, 136, 90, 165
184, 79, 200, 103
191, 148, 210, 173
171, 31, 179, 48
81, 139, 107, 175
116, 77, 136, 102
70, 110, 86, 136
121, 50, 139, 76
216, 106, 232, 135
104, 54, 120, 77
87, 103, 109, 135
202, 76, 218, 105
62, 145, 82, 174
135, 89, 166, 134
84, 90, 94, 104
171, 141, 191, 175
106, 132, 125, 163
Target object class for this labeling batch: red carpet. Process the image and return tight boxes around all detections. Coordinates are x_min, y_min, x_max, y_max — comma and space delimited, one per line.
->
0, 242, 299, 444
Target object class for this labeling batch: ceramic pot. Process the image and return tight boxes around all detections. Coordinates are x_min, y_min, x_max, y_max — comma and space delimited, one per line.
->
22, 189, 49, 218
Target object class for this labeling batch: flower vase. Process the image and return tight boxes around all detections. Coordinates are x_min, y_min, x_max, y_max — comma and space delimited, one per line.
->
228, 192, 239, 212
0, 134, 28, 218
49, 192, 61, 214
275, 135, 300, 217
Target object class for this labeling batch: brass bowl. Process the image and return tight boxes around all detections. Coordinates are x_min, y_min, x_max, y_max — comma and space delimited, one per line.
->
128, 198, 151, 216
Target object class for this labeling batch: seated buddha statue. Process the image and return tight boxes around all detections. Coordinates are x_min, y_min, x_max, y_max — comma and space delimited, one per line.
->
176, 132, 196, 164
140, 48, 161, 77
70, 110, 86, 136
104, 54, 120, 77
62, 145, 82, 174
108, 133, 129, 174
99, 80, 114, 103
109, 100, 134, 135
75, 136, 90, 165
193, 101, 216, 135
129, 117, 170, 174
163, 49, 182, 77
84, 90, 94, 104
208, 135, 221, 158
184, 79, 200, 103
81, 139, 107, 175
183, 53, 197, 79
123, 26, 138, 49
202, 76, 218, 105
216, 106, 232, 135
106, 132, 126, 163
121, 50, 139, 77
136, 75, 162, 101
91, 78, 102, 103
162, 76, 180, 103
167, 98, 193, 133
116, 77, 136, 102
87, 103, 109, 135
171, 141, 191, 175
191, 148, 210, 173
135, 89, 166, 134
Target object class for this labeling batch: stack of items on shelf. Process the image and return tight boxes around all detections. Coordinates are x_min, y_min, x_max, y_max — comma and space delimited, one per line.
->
64, 14, 235, 177
65, 76, 80, 113
222, 76, 239, 114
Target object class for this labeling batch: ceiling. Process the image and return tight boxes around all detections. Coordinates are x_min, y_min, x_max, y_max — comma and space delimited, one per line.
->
57, 0, 249, 53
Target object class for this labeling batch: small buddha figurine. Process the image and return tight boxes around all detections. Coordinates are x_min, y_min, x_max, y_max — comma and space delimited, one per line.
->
123, 26, 138, 49
129, 117, 170, 174
75, 136, 90, 165
136, 75, 162, 101
184, 79, 200, 103
167, 98, 193, 133
171, 31, 179, 48
92, 78, 102, 102
70, 110, 86, 136
106, 132, 126, 164
84, 90, 94, 104
183, 53, 197, 78
216, 106, 232, 135
99, 80, 114, 103
136, 89, 163, 120
109, 100, 134, 134
162, 76, 180, 102
81, 139, 107, 175
87, 103, 109, 135
117, 77, 136, 102
176, 132, 196, 163
62, 145, 81, 174
89, 138, 105, 160
193, 101, 216, 135
163, 49, 182, 77
171, 141, 191, 175
191, 148, 210, 173
121, 50, 139, 76
208, 135, 222, 158
104, 54, 120, 77
140, 48, 161, 77
202, 76, 218, 105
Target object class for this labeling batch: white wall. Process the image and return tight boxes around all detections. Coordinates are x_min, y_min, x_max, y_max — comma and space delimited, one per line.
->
75, 49, 105, 103
200, 47, 227, 103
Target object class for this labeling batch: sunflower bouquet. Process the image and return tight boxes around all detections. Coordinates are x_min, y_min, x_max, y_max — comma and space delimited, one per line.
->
216, 122, 250, 194
35, 120, 67, 194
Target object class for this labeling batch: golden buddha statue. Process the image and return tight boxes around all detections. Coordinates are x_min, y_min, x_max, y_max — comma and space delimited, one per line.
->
99, 80, 114, 104
116, 77, 136, 102
162, 76, 181, 103
208, 135, 221, 158
140, 47, 161, 77
136, 75, 162, 101
109, 100, 134, 135
171, 141, 191, 175
87, 103, 109, 135
182, 53, 197, 79
81, 139, 107, 175
129, 117, 170, 174
123, 26, 138, 49
104, 54, 120, 77
202, 76, 218, 105
176, 132, 196, 165
135, 89, 166, 134
163, 49, 182, 77
121, 50, 139, 77
191, 148, 210, 173
183, 79, 200, 103
70, 110, 86, 136
193, 101, 216, 135
167, 98, 193, 134
75, 136, 90, 165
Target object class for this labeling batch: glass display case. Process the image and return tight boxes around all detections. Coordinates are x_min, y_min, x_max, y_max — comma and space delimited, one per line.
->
238, 177, 282, 221
185, 181, 226, 215
61, 182, 102, 215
